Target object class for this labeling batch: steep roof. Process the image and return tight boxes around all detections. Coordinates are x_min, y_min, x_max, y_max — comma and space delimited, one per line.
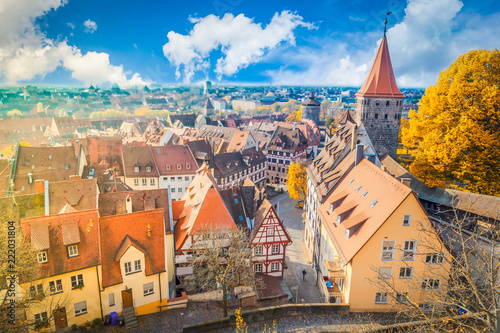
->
151, 145, 197, 176
21, 209, 100, 281
318, 158, 412, 264
121, 145, 158, 178
267, 126, 308, 153
355, 36, 404, 98
99, 209, 166, 287
302, 92, 321, 106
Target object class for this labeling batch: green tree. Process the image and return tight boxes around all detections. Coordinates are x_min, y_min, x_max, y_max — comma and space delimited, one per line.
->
286, 161, 307, 201
402, 49, 500, 196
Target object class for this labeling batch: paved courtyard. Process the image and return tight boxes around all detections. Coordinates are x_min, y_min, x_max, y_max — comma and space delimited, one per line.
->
269, 192, 322, 304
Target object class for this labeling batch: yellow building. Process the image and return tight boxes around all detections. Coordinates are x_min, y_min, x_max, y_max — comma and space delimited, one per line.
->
317, 155, 450, 312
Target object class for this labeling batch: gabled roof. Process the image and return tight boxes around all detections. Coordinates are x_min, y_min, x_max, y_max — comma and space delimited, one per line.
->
318, 158, 412, 264
21, 209, 100, 281
121, 145, 159, 177
356, 36, 404, 98
267, 126, 308, 153
99, 209, 166, 287
151, 145, 197, 176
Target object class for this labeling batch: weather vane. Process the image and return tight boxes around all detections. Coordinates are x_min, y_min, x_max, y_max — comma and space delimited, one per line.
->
384, 12, 392, 37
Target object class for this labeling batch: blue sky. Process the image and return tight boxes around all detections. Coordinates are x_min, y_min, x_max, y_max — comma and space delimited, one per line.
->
0, 0, 499, 88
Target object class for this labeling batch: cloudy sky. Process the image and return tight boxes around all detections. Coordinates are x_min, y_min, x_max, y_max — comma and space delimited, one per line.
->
0, 0, 498, 88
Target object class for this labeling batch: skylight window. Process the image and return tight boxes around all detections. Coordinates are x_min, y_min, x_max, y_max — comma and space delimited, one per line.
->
371, 200, 378, 208
348, 178, 354, 184
361, 191, 368, 198
355, 186, 361, 192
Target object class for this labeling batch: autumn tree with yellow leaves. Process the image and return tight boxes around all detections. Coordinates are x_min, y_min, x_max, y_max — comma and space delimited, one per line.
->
402, 49, 500, 196
286, 161, 307, 202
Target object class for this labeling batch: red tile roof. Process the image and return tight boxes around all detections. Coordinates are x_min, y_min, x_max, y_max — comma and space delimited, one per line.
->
21, 210, 100, 281
121, 145, 159, 178
99, 209, 166, 287
151, 145, 197, 175
356, 36, 404, 98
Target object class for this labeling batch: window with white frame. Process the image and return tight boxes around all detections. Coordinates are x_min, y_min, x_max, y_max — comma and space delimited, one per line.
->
374, 292, 388, 304
71, 274, 84, 289
186, 164, 191, 169
171, 188, 176, 193
124, 260, 141, 275
377, 267, 392, 279
74, 301, 87, 316
143, 282, 154, 296
399, 267, 413, 279
271, 262, 279, 271
425, 253, 445, 264
134, 166, 139, 172
177, 164, 181, 170
403, 214, 411, 226
150, 178, 155, 186
254, 264, 262, 272
422, 279, 440, 290
170, 177, 175, 181
419, 303, 434, 312
178, 188, 182, 192
49, 280, 63, 294
34, 312, 48, 323
396, 292, 410, 304
30, 284, 44, 298
272, 245, 280, 254
108, 293, 115, 307
146, 166, 152, 172
381, 241, 395, 261
254, 246, 262, 255
134, 179, 139, 186
142, 179, 147, 186
166, 165, 171, 170
68, 245, 79, 257
185, 176, 189, 181
267, 228, 274, 236
37, 251, 48, 263
403, 241, 416, 261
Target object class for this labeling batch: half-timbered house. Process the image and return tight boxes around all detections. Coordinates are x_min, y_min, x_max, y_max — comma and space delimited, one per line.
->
251, 200, 292, 278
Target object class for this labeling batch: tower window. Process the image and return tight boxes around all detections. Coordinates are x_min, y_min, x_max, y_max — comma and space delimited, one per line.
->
384, 114, 388, 119
376, 100, 380, 106
374, 114, 379, 119
386, 101, 390, 106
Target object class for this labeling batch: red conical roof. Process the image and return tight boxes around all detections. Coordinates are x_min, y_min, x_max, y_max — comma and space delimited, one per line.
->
356, 36, 404, 98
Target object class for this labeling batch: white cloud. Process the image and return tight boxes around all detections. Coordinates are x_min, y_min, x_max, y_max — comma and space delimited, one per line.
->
162, 11, 314, 83
83, 19, 97, 33
0, 0, 151, 87
267, 0, 500, 87
67, 22, 75, 30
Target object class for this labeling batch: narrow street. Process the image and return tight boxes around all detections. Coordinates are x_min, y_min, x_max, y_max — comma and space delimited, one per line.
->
269, 193, 322, 304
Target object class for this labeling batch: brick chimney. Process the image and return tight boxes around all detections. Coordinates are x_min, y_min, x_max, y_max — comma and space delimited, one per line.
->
35, 179, 45, 194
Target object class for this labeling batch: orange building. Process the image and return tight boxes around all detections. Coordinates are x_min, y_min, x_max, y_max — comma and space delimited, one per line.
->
317, 153, 450, 312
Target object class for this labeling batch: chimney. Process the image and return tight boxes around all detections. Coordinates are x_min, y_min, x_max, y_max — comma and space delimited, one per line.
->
401, 178, 412, 187
126, 194, 132, 214
354, 144, 364, 166
44, 180, 49, 216
35, 179, 45, 193
350, 126, 358, 151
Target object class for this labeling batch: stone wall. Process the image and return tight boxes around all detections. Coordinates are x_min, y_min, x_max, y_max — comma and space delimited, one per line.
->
179, 303, 349, 333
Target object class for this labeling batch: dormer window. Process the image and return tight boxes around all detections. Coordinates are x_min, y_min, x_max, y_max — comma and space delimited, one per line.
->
186, 164, 191, 169
146, 166, 152, 172
68, 245, 79, 257
124, 260, 142, 275
134, 166, 139, 172
166, 165, 171, 170
37, 251, 48, 263
177, 164, 182, 170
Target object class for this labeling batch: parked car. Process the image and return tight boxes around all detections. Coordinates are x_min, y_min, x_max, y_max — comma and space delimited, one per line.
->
295, 200, 304, 209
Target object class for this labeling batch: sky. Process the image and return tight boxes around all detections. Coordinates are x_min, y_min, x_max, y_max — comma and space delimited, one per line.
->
0, 0, 498, 88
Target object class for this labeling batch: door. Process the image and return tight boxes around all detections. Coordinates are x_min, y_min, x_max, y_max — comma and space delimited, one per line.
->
122, 289, 133, 309
53, 307, 68, 330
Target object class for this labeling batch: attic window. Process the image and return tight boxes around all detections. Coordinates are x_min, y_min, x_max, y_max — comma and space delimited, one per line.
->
355, 186, 361, 192
177, 164, 182, 170
348, 178, 354, 184
361, 191, 368, 198
166, 165, 171, 170
345, 229, 350, 239
370, 200, 378, 208
65, 164, 69, 169
134, 166, 139, 172
146, 167, 152, 172
186, 164, 191, 169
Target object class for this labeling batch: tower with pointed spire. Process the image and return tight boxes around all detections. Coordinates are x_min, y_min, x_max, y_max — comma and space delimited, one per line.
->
354, 34, 404, 158
204, 98, 215, 116
301, 92, 321, 125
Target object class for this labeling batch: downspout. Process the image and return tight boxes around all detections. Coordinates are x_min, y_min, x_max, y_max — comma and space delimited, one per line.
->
96, 266, 104, 320
167, 185, 175, 298
158, 273, 162, 313
44, 180, 49, 216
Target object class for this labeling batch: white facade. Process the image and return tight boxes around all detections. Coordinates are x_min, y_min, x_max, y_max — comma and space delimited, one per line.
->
159, 174, 196, 201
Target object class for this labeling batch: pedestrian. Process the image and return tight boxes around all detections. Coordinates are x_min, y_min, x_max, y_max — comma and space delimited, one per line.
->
302, 269, 307, 281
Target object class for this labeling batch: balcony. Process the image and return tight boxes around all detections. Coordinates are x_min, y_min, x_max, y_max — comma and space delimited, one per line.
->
320, 279, 344, 304
324, 258, 345, 279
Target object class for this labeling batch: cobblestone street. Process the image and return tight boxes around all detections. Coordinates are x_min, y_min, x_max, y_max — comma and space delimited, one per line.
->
269, 193, 322, 304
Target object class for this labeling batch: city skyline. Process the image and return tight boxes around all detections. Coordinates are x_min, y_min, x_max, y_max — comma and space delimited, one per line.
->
0, 0, 498, 88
